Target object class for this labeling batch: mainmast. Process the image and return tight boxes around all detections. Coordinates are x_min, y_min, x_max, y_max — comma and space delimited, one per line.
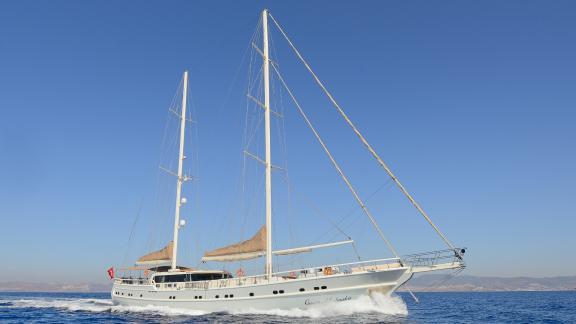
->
262, 9, 273, 279
171, 70, 188, 271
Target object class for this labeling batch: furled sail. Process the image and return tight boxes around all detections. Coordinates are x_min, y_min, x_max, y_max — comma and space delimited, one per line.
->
136, 241, 173, 265
202, 226, 266, 262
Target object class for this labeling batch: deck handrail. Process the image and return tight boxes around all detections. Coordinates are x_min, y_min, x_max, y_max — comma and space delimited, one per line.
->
114, 248, 464, 287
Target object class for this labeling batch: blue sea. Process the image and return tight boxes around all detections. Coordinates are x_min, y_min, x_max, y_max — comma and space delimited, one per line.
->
1, 291, 575, 323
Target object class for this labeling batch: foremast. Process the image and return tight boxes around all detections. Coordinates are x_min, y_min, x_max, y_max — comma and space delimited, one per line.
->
171, 71, 189, 271
262, 9, 273, 280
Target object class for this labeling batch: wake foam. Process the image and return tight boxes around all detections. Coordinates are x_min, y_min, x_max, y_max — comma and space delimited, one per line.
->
4, 298, 207, 316
2, 293, 407, 318
231, 293, 408, 318
7, 298, 114, 313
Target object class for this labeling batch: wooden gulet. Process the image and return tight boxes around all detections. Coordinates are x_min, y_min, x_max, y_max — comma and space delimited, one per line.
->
111, 9, 466, 312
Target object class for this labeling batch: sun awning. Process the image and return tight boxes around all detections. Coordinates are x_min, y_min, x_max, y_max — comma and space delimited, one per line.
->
136, 241, 173, 265
202, 226, 266, 262
202, 226, 354, 262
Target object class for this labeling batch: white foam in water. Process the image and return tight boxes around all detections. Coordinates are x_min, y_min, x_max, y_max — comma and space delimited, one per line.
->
7, 298, 207, 316
111, 304, 208, 316
5, 293, 407, 318
231, 293, 408, 318
9, 298, 114, 313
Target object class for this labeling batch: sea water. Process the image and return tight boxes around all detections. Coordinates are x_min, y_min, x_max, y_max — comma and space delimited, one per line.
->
1, 291, 575, 323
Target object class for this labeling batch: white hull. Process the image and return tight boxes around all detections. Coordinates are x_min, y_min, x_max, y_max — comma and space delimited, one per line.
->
112, 267, 409, 311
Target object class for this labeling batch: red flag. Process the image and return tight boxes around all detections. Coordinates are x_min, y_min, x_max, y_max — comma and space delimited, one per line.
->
107, 267, 114, 280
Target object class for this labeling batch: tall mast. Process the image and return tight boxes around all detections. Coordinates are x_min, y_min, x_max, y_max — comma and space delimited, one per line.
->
171, 70, 188, 271
262, 9, 273, 279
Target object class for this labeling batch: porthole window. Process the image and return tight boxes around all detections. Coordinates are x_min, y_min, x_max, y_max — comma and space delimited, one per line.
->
279, 290, 284, 294
299, 288, 305, 292
225, 294, 229, 298
321, 286, 327, 290
273, 290, 278, 294
249, 292, 254, 297
230, 294, 234, 298
314, 287, 319, 290
215, 295, 219, 299
140, 294, 142, 298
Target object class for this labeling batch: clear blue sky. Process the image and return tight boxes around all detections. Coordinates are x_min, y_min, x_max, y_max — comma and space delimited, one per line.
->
1, 1, 575, 284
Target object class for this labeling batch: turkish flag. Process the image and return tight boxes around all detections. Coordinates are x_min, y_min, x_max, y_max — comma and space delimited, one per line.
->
107, 267, 114, 280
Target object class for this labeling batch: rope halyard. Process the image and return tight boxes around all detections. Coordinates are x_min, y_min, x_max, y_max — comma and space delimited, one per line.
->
270, 62, 399, 258
268, 13, 455, 250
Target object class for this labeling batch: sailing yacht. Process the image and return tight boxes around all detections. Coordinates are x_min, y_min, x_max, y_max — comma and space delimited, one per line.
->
111, 9, 465, 311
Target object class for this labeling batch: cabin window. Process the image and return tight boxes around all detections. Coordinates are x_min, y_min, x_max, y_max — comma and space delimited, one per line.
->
215, 295, 219, 298
154, 274, 187, 283
153, 272, 231, 283
191, 273, 230, 281
299, 288, 305, 292
170, 275, 187, 282
273, 290, 278, 295
249, 292, 254, 297
321, 286, 327, 290
225, 294, 229, 298
279, 290, 284, 294
314, 287, 319, 290
230, 294, 234, 298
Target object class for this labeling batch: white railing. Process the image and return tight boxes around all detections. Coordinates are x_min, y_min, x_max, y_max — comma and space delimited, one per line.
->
114, 249, 465, 290
402, 248, 466, 268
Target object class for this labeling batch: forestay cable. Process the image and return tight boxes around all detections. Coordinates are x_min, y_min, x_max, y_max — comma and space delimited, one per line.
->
268, 13, 455, 250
